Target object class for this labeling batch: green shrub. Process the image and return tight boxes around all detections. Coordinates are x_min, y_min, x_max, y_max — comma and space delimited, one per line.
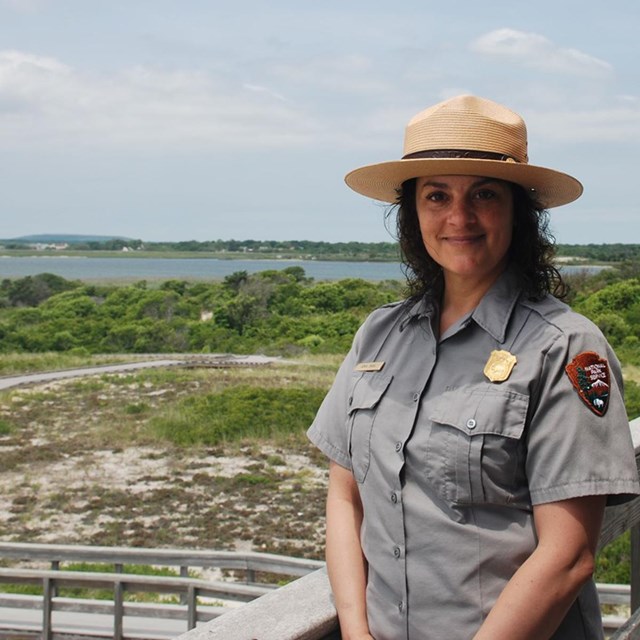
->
0, 419, 13, 436
150, 385, 327, 446
595, 531, 631, 584
624, 380, 640, 420
125, 403, 149, 415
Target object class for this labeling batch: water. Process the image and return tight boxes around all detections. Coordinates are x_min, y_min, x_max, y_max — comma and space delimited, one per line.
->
0, 255, 608, 283
0, 256, 405, 282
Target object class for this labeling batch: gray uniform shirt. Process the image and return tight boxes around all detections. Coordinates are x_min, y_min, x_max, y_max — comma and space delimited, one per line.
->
308, 268, 640, 640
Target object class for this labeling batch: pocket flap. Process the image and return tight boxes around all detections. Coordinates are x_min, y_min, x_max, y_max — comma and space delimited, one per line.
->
429, 386, 528, 439
348, 373, 393, 413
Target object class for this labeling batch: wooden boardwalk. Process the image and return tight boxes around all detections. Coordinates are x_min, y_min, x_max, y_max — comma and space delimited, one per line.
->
0, 543, 323, 639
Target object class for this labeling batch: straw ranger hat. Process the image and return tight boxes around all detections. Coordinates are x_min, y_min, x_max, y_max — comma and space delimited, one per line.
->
345, 95, 583, 208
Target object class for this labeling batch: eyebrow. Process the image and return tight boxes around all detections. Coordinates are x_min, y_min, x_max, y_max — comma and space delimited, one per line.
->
418, 177, 501, 190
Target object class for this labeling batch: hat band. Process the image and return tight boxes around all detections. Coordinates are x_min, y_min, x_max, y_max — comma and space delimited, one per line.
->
402, 149, 518, 162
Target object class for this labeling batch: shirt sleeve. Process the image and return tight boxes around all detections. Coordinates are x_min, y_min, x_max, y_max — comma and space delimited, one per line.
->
525, 314, 640, 506
306, 325, 362, 470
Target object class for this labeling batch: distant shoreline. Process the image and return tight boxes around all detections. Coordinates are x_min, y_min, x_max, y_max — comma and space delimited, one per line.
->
0, 248, 619, 268
0, 254, 611, 284
0, 250, 397, 263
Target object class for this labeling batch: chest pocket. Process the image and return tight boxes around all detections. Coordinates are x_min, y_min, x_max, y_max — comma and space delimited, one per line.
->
426, 386, 530, 507
347, 373, 393, 483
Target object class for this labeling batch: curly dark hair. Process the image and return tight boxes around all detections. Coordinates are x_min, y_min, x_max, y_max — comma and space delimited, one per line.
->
390, 178, 566, 301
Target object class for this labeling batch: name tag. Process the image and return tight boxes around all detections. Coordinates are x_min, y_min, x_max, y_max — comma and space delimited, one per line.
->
354, 361, 385, 372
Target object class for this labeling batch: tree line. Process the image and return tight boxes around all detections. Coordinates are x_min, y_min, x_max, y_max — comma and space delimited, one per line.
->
4, 238, 640, 263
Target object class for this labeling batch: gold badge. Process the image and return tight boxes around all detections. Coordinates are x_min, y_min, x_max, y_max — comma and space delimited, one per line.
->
483, 350, 517, 382
354, 361, 385, 372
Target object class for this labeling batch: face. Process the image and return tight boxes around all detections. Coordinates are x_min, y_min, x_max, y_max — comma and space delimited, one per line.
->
415, 174, 514, 289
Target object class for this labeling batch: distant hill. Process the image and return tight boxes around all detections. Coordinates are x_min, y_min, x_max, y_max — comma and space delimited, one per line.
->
5, 234, 134, 244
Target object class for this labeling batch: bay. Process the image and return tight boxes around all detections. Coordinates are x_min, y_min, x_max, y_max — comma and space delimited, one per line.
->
0, 256, 405, 282
0, 256, 608, 283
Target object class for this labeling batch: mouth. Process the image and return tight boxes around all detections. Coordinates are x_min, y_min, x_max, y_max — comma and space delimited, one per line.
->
443, 234, 485, 245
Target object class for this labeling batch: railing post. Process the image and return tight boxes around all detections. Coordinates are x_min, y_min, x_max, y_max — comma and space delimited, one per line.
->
180, 565, 188, 605
632, 523, 640, 612
114, 580, 124, 640
42, 576, 53, 640
50, 560, 59, 598
187, 585, 197, 629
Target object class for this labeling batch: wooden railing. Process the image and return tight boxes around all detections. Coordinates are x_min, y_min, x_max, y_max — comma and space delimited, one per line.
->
0, 544, 323, 639
176, 417, 640, 640
0, 542, 323, 583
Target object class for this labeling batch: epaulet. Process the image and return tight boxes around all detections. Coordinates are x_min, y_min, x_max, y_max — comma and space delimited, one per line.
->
520, 294, 604, 338
358, 299, 414, 335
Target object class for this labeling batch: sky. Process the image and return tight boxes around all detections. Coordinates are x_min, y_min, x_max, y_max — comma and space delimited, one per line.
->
0, 0, 639, 244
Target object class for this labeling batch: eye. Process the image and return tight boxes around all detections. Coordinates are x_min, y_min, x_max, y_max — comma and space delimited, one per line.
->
425, 190, 448, 203
474, 188, 496, 201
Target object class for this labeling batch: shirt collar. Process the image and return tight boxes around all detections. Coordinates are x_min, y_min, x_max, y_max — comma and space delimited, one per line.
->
470, 266, 522, 344
402, 266, 522, 342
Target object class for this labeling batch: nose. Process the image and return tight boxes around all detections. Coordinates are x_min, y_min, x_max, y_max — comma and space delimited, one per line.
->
448, 196, 477, 226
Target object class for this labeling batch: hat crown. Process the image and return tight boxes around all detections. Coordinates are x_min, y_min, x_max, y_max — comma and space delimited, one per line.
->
403, 95, 529, 164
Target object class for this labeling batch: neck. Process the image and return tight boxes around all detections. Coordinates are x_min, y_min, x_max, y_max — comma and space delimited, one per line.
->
439, 271, 502, 335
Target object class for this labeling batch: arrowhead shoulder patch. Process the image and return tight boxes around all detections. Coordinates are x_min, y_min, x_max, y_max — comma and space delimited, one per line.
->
565, 351, 610, 416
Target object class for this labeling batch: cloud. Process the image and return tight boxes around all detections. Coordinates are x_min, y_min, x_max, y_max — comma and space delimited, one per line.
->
1, 0, 46, 13
470, 29, 613, 77
529, 102, 640, 143
0, 50, 322, 149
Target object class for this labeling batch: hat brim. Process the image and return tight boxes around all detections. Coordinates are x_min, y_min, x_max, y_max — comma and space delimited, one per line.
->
345, 158, 583, 209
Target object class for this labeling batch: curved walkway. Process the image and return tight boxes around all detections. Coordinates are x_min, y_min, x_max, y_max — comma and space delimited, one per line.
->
0, 355, 282, 392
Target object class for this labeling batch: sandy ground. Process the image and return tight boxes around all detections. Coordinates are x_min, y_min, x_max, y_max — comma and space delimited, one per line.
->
0, 370, 330, 571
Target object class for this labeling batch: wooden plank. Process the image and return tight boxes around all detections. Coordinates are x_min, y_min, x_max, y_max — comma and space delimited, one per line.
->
0, 593, 224, 621
609, 604, 640, 640
597, 583, 631, 606
0, 543, 322, 577
42, 577, 52, 640
187, 585, 196, 629
114, 581, 123, 640
0, 568, 271, 601
180, 566, 188, 606
174, 567, 338, 640
600, 495, 640, 550
632, 524, 640, 612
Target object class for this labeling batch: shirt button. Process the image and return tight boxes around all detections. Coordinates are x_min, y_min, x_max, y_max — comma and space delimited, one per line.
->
394, 441, 402, 452
412, 392, 420, 402
466, 418, 477, 430
393, 546, 401, 558
398, 601, 405, 613
348, 396, 353, 406
391, 492, 398, 504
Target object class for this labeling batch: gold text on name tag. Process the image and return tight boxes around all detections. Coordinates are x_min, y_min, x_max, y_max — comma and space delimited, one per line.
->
354, 361, 385, 372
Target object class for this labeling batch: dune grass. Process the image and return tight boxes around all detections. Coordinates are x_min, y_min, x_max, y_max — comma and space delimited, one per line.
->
150, 385, 327, 446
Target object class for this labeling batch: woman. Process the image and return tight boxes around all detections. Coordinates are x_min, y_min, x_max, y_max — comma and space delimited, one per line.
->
307, 95, 640, 640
